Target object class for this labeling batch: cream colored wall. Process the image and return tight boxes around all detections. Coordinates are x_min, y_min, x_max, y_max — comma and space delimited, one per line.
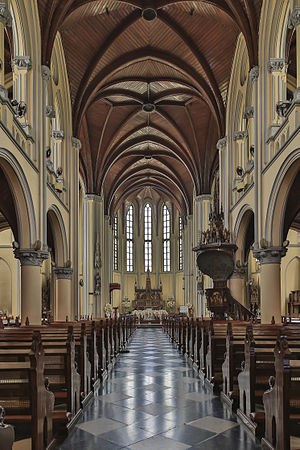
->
0, 229, 19, 316
281, 229, 300, 315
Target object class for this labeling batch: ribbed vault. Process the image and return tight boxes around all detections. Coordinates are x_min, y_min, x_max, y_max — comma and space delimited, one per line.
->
37, 0, 262, 216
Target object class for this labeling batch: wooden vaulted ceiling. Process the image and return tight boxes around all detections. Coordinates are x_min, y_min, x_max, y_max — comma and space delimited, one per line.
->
38, 0, 262, 216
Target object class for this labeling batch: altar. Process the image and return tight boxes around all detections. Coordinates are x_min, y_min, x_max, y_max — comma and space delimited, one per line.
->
132, 272, 165, 310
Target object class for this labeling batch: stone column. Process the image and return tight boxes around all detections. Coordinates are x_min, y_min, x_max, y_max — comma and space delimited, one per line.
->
289, 7, 300, 102
54, 267, 73, 321
229, 265, 247, 306
253, 246, 287, 323
14, 249, 48, 325
194, 194, 212, 315
0, 3, 11, 100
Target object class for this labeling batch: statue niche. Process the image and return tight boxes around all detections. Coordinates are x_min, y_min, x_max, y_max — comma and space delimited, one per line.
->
132, 271, 164, 310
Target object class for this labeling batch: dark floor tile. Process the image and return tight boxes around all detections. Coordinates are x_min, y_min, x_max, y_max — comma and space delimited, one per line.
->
162, 424, 216, 445
99, 424, 154, 447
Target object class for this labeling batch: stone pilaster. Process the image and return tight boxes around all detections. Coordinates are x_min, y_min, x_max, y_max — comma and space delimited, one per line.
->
289, 7, 300, 102
54, 267, 73, 321
253, 246, 287, 323
14, 249, 48, 325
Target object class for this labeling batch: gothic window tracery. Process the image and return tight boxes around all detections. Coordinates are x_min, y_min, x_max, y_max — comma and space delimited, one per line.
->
163, 204, 171, 272
126, 205, 134, 272
144, 203, 152, 272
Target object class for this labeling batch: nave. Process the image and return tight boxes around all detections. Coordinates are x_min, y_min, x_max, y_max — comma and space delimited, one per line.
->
59, 328, 260, 450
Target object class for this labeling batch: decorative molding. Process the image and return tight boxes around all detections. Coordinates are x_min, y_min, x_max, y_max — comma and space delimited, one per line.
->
230, 263, 247, 279
249, 66, 259, 82
41, 65, 51, 81
12, 56, 32, 71
45, 105, 55, 118
194, 194, 212, 202
72, 137, 82, 150
233, 130, 248, 141
288, 7, 300, 29
293, 87, 300, 104
54, 267, 73, 279
216, 137, 227, 150
52, 130, 64, 140
268, 58, 285, 73
0, 85, 8, 101
14, 249, 49, 266
0, 3, 12, 26
243, 106, 254, 119
84, 194, 102, 202
253, 246, 287, 265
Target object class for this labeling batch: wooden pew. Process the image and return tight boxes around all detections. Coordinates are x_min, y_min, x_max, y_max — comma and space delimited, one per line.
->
0, 406, 14, 450
205, 321, 228, 391
0, 327, 82, 435
0, 331, 55, 449
237, 324, 280, 436
237, 324, 300, 437
205, 320, 251, 392
48, 321, 95, 400
261, 337, 300, 450
221, 321, 249, 409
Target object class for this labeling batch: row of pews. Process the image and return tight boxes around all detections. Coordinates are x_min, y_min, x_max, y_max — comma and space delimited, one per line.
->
0, 315, 137, 450
163, 316, 300, 450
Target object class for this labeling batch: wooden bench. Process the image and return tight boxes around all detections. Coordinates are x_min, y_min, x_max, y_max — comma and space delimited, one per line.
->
0, 327, 82, 435
0, 331, 55, 449
237, 324, 300, 437
261, 337, 300, 450
221, 321, 249, 409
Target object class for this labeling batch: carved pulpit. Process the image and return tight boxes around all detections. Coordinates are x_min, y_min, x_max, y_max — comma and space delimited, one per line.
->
133, 272, 164, 310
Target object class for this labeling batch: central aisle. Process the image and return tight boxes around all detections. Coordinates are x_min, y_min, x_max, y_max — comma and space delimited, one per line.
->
59, 328, 261, 449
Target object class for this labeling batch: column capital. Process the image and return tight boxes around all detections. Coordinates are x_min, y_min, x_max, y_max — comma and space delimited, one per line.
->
0, 3, 12, 26
52, 130, 64, 140
45, 105, 56, 118
243, 106, 254, 119
253, 246, 287, 265
14, 249, 49, 266
0, 85, 8, 101
54, 267, 73, 279
41, 65, 51, 81
216, 137, 227, 150
12, 56, 32, 71
233, 130, 248, 141
267, 58, 286, 73
71, 137, 82, 150
293, 87, 300, 104
289, 7, 300, 29
230, 263, 247, 279
84, 193, 103, 202
194, 194, 212, 203
249, 66, 259, 82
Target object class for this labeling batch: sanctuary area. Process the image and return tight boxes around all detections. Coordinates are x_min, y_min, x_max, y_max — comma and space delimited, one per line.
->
0, 0, 299, 449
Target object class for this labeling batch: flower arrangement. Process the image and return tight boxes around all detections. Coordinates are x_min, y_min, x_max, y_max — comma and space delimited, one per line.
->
104, 303, 113, 317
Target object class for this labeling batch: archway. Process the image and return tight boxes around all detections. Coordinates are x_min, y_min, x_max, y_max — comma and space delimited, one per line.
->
260, 153, 300, 322
0, 152, 36, 320
231, 207, 255, 308
45, 208, 67, 319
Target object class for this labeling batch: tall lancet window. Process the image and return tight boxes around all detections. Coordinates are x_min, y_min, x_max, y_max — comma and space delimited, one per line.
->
163, 205, 171, 272
144, 203, 152, 272
179, 216, 183, 270
126, 205, 134, 272
113, 214, 118, 270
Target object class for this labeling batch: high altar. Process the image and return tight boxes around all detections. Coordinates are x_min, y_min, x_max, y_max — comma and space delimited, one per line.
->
132, 272, 164, 310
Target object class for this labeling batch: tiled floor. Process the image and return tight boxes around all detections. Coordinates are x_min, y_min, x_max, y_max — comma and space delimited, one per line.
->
58, 328, 261, 449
